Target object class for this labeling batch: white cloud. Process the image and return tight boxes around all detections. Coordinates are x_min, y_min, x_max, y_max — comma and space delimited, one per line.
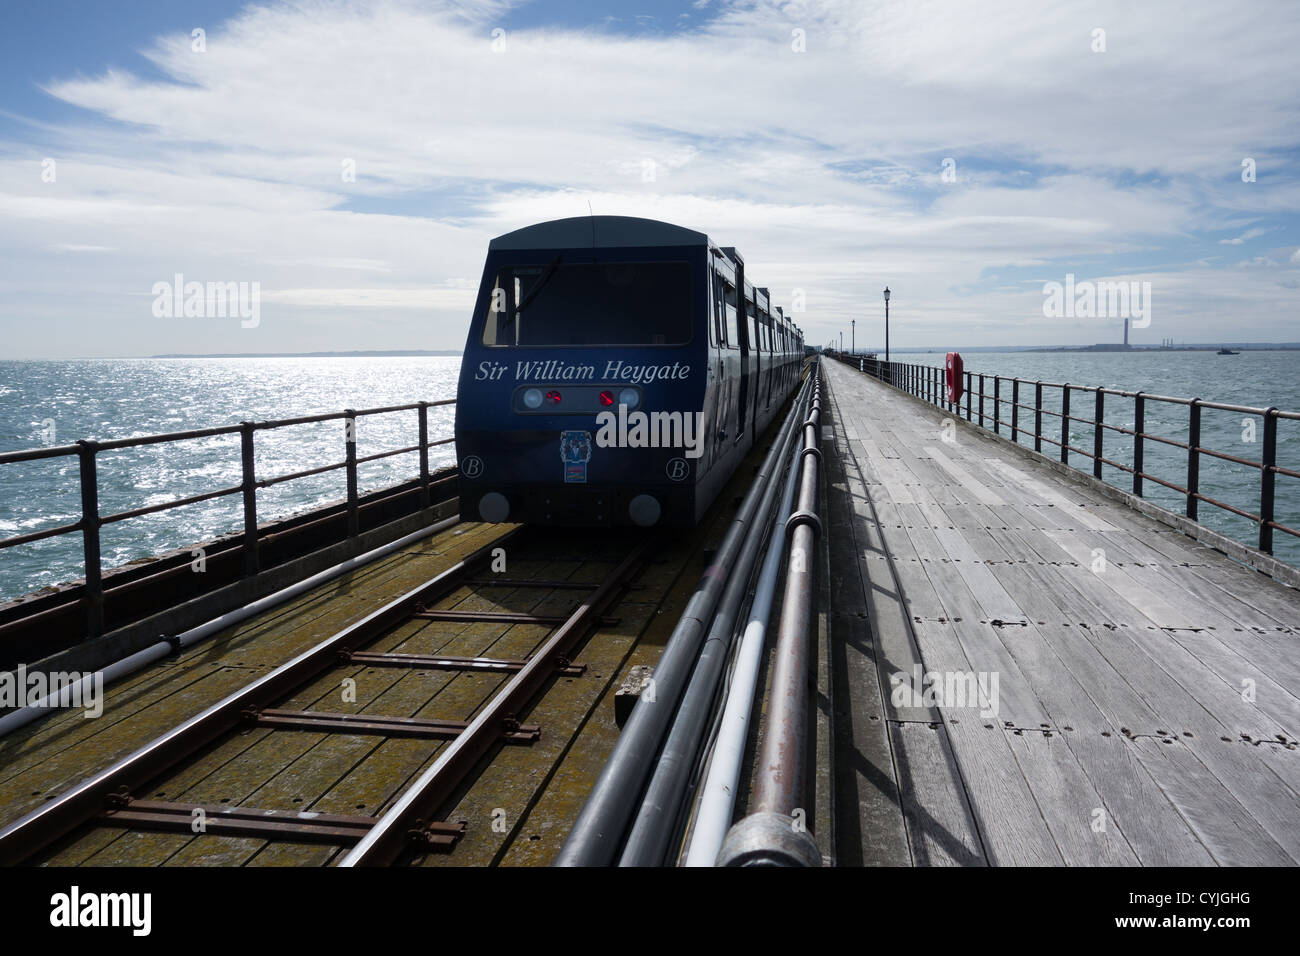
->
0, 0, 1298, 357
1220, 227, 1269, 245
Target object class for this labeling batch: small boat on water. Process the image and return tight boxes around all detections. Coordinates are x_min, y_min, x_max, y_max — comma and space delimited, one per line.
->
1217, 347, 1240, 355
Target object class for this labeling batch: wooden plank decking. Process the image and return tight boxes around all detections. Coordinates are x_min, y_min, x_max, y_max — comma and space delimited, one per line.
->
823, 358, 1300, 867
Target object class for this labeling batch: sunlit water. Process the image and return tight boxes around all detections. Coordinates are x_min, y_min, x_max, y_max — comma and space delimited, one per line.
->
0, 351, 1297, 602
0, 358, 460, 601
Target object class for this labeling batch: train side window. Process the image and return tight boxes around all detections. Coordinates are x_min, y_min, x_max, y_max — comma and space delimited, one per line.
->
711, 272, 724, 346
724, 281, 740, 350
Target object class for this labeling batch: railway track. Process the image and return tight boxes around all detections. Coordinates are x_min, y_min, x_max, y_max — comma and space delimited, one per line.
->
0, 524, 656, 866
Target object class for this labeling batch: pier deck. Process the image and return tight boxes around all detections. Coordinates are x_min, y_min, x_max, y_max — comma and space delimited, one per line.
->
824, 358, 1300, 867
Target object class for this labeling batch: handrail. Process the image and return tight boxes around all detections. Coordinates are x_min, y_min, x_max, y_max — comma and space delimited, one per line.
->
823, 351, 1298, 558
0, 399, 457, 638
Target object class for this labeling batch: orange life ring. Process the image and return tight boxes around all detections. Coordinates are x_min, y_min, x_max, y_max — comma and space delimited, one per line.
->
945, 352, 964, 403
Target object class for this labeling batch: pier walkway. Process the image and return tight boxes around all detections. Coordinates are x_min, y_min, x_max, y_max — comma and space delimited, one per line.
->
823, 358, 1300, 867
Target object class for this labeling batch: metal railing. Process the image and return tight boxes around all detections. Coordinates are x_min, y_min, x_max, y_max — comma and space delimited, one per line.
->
0, 400, 457, 638
825, 352, 1300, 557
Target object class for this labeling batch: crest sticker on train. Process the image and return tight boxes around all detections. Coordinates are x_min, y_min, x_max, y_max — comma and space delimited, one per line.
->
560, 430, 592, 483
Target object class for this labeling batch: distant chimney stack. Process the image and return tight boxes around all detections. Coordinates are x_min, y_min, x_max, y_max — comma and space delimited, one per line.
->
1124, 317, 1129, 347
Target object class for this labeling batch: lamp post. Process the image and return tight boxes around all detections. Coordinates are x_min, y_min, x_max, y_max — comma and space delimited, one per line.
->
851, 319, 855, 356
839, 331, 843, 353
883, 287, 891, 363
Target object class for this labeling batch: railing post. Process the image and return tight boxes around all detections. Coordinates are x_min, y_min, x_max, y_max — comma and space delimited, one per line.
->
240, 422, 259, 577
417, 402, 431, 509
1093, 390, 1104, 479
978, 374, 985, 427
1133, 393, 1145, 497
1060, 385, 1071, 465
993, 377, 1001, 435
1011, 379, 1020, 443
1186, 399, 1201, 520
345, 410, 359, 537
1034, 382, 1043, 452
1260, 407, 1278, 554
77, 440, 103, 639
965, 372, 972, 421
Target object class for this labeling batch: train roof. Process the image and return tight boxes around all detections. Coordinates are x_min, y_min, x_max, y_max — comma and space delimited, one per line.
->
488, 217, 800, 333
488, 215, 708, 250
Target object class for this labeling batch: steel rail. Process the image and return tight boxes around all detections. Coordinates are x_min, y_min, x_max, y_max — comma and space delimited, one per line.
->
0, 526, 513, 864
339, 536, 655, 866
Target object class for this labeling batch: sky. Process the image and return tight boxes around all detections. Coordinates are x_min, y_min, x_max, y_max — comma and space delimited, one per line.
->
1, 0, 1298, 358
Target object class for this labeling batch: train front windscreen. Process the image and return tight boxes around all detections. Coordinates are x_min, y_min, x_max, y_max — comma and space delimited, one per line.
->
480, 260, 693, 347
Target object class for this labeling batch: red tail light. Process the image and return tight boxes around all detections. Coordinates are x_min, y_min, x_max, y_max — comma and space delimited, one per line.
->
545, 390, 562, 405
599, 390, 615, 407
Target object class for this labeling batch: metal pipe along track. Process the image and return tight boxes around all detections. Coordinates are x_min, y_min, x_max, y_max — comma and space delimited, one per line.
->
717, 371, 824, 867
554, 371, 815, 867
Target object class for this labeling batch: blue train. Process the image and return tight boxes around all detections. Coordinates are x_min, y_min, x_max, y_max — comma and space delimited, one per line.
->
454, 215, 804, 527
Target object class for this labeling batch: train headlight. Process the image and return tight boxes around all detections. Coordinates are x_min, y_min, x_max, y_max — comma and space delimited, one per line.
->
629, 494, 661, 527
618, 388, 640, 409
522, 388, 543, 409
